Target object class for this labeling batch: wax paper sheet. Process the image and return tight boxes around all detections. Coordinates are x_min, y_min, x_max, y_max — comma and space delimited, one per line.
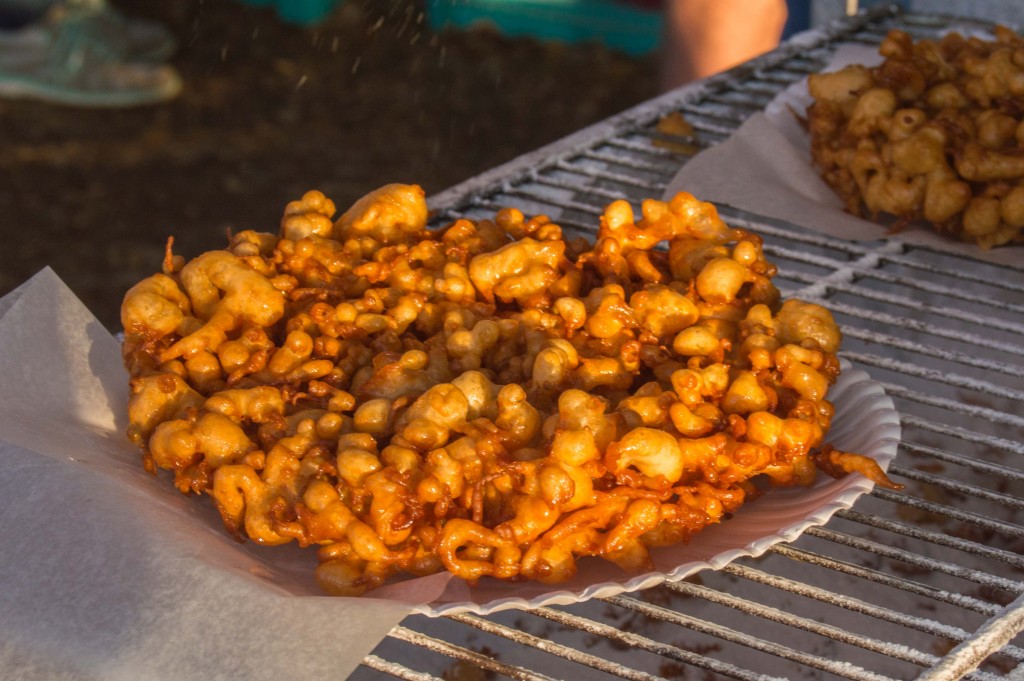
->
665, 40, 1024, 267
0, 268, 900, 671
0, 269, 422, 681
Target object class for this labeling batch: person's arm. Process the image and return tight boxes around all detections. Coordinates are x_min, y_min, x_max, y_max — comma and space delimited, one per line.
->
661, 0, 788, 89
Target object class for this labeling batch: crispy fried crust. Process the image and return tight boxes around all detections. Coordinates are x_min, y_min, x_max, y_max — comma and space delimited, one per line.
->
122, 183, 897, 595
807, 27, 1024, 249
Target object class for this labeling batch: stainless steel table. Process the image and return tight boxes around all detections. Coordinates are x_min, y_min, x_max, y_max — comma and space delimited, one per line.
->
355, 6, 1024, 679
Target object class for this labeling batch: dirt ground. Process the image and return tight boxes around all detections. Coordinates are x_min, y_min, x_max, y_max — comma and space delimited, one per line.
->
0, 0, 658, 331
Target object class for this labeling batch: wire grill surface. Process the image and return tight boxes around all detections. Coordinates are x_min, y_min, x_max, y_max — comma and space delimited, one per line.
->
356, 7, 1024, 680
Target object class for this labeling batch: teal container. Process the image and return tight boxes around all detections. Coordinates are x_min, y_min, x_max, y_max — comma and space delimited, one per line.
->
426, 0, 663, 56
236, 0, 343, 25
276, 0, 341, 25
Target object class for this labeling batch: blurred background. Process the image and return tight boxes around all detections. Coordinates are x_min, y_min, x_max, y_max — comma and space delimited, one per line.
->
5, 0, 1015, 333
0, 0, 661, 330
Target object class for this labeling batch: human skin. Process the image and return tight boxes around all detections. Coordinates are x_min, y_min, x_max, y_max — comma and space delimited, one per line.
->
660, 0, 789, 89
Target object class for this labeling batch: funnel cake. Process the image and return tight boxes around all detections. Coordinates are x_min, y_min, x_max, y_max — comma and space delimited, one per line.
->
121, 183, 898, 596
807, 27, 1024, 249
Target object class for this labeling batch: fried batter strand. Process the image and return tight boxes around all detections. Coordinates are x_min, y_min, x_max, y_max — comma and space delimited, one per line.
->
122, 183, 898, 596
808, 26, 1024, 249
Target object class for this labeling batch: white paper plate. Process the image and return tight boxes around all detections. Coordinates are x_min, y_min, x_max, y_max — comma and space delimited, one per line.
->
411, 361, 901, 616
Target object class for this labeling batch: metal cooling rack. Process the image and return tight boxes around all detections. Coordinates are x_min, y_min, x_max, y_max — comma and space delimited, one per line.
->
354, 6, 1024, 679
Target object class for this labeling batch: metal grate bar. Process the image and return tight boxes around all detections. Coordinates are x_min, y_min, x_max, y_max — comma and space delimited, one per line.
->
769, 543, 1008, 616
917, 594, 1024, 681
732, 78, 791, 96
804, 526, 1024, 593
585, 145, 694, 176
896, 442, 1024, 483
606, 591, 908, 681
752, 69, 808, 87
577, 148, 690, 175
360, 655, 442, 681
675, 104, 751, 130
800, 277, 1024, 339
870, 252, 1024, 295
761, 244, 1024, 317
468, 191, 596, 216
886, 464, 1024, 510
725, 212, 1024, 293
487, 190, 604, 218
855, 270, 1024, 317
387, 625, 557, 680
899, 414, 1024, 457
446, 613, 665, 681
364, 8, 1024, 679
873, 381, 1024, 428
530, 604, 809, 681
723, 212, 885, 257
880, 385, 1024, 432
834, 508, 1024, 566
527, 174, 646, 204
808, 298, 1024, 359
721, 563, 1024, 663
707, 84, 781, 102
553, 158, 671, 189
840, 327, 1024, 379
602, 135, 693, 161
843, 353, 1024, 404
653, 580, 1017, 681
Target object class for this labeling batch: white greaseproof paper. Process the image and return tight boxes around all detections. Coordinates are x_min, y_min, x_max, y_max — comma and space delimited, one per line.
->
0, 268, 899, 655
0, 269, 420, 681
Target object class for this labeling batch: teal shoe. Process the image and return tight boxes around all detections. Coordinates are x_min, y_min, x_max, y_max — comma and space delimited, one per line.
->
0, 3, 181, 107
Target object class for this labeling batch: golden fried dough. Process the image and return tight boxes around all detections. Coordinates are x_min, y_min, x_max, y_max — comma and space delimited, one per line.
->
808, 27, 1024, 249
122, 183, 897, 596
